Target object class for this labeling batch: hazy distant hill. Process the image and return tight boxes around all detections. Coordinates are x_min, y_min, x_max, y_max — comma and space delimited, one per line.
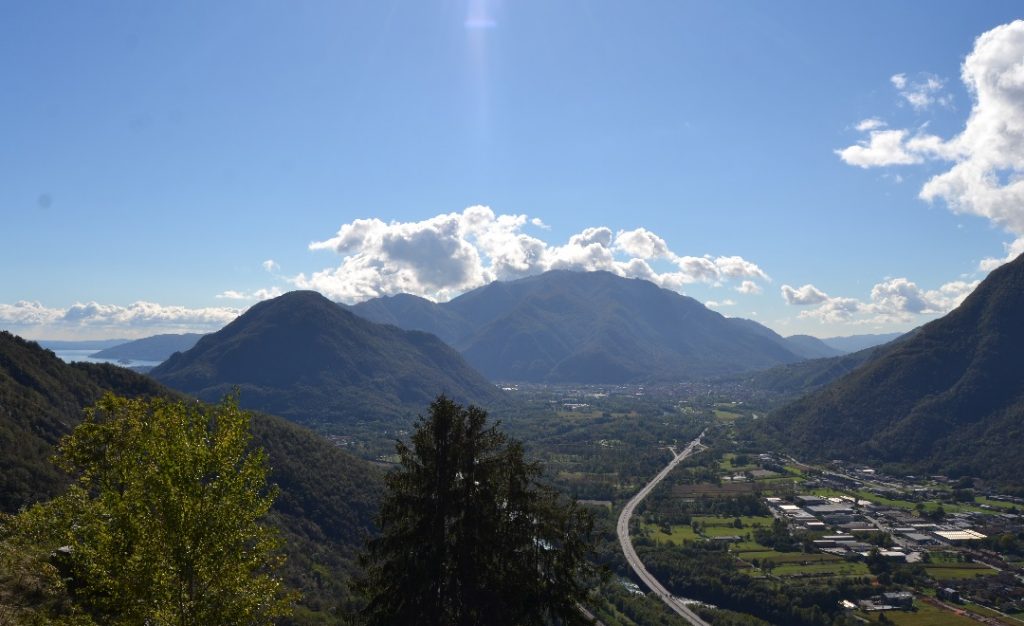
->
765, 254, 1024, 484
820, 332, 903, 354
351, 270, 805, 383
0, 330, 382, 619
37, 338, 128, 351
782, 334, 844, 359
733, 344, 888, 397
92, 332, 204, 361
151, 290, 502, 428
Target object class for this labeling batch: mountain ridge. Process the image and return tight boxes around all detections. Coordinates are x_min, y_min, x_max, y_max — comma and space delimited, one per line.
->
350, 270, 806, 383
151, 290, 502, 428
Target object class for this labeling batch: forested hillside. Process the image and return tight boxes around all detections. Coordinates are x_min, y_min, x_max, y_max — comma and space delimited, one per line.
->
765, 253, 1024, 485
0, 331, 382, 621
151, 290, 503, 430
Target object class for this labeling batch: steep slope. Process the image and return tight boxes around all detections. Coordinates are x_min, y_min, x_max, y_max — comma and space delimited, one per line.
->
92, 332, 204, 361
0, 331, 382, 620
352, 270, 805, 383
151, 290, 501, 427
765, 255, 1024, 483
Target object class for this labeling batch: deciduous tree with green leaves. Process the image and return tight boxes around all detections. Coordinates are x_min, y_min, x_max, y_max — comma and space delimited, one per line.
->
9, 394, 294, 626
359, 395, 598, 626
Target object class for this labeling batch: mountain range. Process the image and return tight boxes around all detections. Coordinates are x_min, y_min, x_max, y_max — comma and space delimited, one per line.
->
150, 290, 502, 429
765, 253, 1024, 485
350, 270, 819, 383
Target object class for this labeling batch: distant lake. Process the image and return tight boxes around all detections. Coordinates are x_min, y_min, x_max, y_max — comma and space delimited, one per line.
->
53, 349, 163, 369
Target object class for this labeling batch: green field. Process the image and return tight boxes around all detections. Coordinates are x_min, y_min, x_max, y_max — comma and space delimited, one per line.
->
646, 523, 699, 544
925, 564, 998, 580
696, 515, 773, 527
713, 408, 743, 421
857, 602, 980, 625
772, 561, 869, 576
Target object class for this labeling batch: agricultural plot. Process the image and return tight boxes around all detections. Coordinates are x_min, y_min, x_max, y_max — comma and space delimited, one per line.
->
856, 601, 982, 625
925, 564, 999, 580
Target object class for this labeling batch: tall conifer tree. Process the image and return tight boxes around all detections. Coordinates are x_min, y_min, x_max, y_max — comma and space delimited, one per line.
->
360, 395, 597, 626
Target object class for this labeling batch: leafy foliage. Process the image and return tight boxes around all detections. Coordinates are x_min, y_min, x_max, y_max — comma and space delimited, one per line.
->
0, 331, 168, 512
0, 331, 382, 623
11, 394, 294, 625
359, 396, 599, 626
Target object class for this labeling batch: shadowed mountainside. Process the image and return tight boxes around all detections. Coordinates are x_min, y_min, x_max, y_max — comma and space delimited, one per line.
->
0, 330, 383, 620
151, 290, 502, 428
765, 254, 1024, 484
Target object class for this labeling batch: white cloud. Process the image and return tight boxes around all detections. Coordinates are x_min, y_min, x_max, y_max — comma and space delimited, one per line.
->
917, 21, 1024, 235
783, 276, 980, 326
705, 299, 736, 308
836, 128, 923, 168
0, 300, 241, 339
0, 301, 63, 326
780, 284, 829, 305
839, 21, 1024, 247
215, 287, 283, 301
736, 280, 763, 295
856, 118, 886, 132
799, 296, 864, 323
891, 73, 951, 110
613, 227, 672, 259
262, 259, 279, 272
979, 236, 1024, 270
298, 206, 771, 303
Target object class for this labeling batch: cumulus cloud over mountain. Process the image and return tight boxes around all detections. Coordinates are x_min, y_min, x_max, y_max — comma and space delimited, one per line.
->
780, 278, 979, 324
295, 206, 771, 303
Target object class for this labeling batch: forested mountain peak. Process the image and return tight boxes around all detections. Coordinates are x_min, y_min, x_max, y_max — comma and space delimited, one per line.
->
150, 289, 501, 427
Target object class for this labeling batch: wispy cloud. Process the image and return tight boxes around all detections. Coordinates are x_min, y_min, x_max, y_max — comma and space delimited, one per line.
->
890, 72, 952, 111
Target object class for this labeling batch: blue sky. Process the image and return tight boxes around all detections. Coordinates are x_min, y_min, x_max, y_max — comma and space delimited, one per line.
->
3, 1, 1024, 339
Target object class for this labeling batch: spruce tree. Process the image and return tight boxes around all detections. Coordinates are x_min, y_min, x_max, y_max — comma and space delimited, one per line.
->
359, 395, 597, 626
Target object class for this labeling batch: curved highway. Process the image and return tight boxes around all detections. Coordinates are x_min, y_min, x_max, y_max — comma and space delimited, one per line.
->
616, 433, 710, 626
